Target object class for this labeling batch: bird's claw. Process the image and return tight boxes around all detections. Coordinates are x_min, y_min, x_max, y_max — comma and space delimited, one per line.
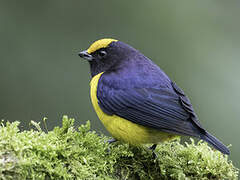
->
107, 138, 117, 144
149, 144, 158, 159
105, 138, 117, 153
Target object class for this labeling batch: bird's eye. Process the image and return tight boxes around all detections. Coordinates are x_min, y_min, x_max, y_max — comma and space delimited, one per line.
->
98, 50, 107, 59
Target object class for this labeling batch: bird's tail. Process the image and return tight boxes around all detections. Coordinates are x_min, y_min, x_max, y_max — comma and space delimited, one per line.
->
201, 131, 230, 155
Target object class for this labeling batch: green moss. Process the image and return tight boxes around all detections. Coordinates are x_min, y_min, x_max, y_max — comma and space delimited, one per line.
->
0, 116, 238, 180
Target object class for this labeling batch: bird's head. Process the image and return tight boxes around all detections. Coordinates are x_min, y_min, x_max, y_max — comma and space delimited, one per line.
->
78, 38, 138, 77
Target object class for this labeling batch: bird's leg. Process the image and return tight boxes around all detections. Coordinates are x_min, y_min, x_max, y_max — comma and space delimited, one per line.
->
149, 144, 158, 158
107, 138, 117, 144
105, 138, 117, 153
149, 144, 157, 151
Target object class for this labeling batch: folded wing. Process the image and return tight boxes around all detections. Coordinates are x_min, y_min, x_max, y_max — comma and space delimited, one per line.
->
97, 79, 205, 138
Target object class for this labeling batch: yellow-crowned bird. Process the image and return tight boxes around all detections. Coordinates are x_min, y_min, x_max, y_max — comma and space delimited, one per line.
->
78, 38, 229, 155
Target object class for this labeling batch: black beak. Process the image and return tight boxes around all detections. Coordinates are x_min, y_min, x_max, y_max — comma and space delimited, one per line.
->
78, 50, 93, 61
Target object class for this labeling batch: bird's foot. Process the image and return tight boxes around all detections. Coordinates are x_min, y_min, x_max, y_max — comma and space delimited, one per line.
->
105, 138, 117, 153
149, 144, 158, 159
107, 138, 117, 144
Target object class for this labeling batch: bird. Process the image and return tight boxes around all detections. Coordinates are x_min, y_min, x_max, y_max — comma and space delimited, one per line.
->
78, 38, 230, 155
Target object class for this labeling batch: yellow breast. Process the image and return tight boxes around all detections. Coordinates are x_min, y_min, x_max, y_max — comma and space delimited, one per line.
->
90, 72, 176, 145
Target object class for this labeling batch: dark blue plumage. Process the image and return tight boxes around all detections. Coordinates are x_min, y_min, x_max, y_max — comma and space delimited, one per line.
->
79, 39, 230, 155
97, 41, 229, 154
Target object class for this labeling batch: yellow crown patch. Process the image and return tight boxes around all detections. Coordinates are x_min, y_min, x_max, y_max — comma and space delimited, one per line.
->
87, 38, 118, 54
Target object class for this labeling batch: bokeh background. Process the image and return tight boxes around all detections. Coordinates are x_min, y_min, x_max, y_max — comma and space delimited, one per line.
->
0, 0, 239, 168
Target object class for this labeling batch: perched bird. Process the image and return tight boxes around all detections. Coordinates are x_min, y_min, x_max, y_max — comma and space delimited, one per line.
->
78, 38, 229, 155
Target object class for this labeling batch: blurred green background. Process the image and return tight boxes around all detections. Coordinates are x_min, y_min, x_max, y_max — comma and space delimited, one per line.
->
0, 0, 239, 168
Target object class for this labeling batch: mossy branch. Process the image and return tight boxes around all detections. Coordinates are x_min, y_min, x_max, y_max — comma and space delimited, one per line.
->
0, 116, 238, 179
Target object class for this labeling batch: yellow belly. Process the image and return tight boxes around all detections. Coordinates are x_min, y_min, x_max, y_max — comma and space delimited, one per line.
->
90, 72, 176, 145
